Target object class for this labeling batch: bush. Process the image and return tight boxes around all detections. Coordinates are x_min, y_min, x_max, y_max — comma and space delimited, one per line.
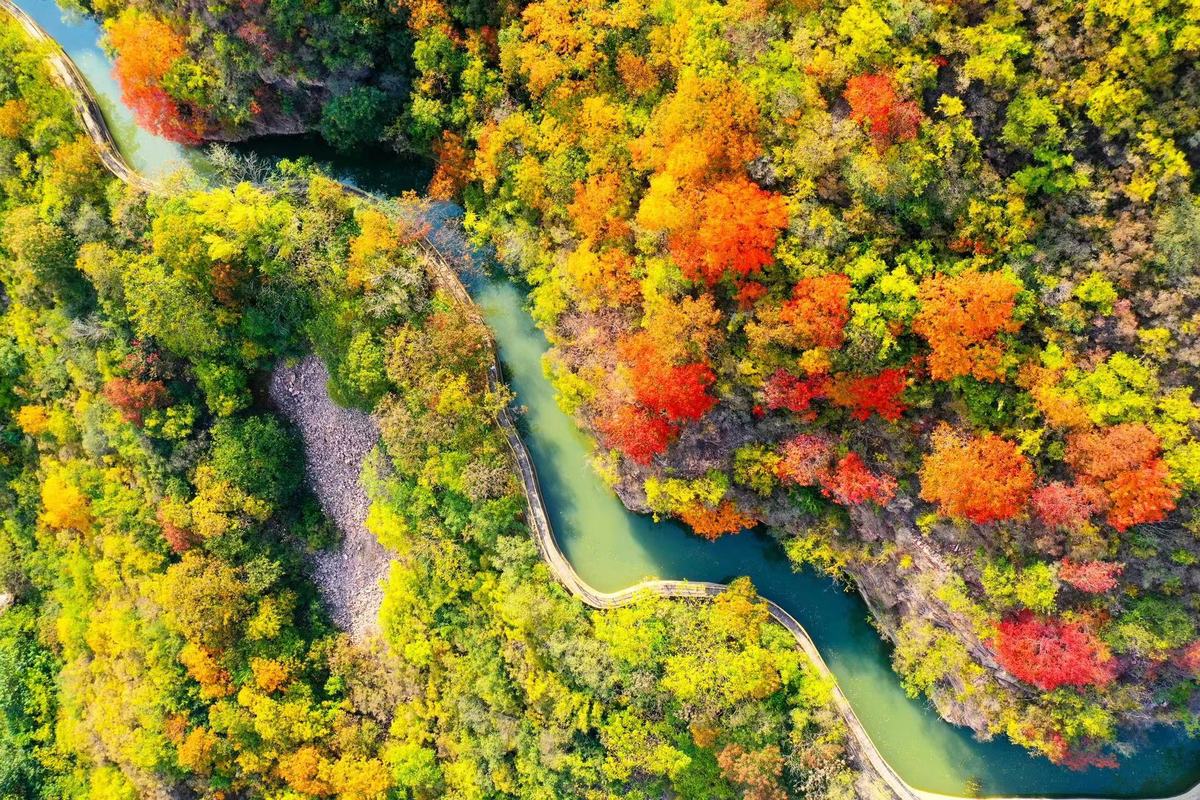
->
319, 86, 392, 151
208, 415, 301, 507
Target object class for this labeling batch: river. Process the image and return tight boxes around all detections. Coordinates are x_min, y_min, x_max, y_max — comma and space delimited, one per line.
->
12, 0, 1200, 795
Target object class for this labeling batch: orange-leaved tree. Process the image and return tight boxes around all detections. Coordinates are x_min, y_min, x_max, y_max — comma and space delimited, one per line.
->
1066, 423, 1180, 531
569, 172, 632, 243
774, 434, 834, 486
107, 9, 202, 144
679, 500, 755, 540
780, 273, 852, 350
632, 73, 761, 182
427, 131, 473, 200
668, 177, 789, 285
919, 425, 1034, 523
913, 271, 1022, 381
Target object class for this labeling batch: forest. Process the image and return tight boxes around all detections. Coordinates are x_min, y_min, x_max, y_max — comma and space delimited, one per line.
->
440, 0, 1200, 766
0, 18, 866, 800
2, 0, 1200, 794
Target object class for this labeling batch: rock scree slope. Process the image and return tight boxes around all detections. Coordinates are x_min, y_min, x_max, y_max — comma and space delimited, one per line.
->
269, 356, 389, 639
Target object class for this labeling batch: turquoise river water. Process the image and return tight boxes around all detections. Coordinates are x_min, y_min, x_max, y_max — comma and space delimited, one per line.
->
11, 0, 1200, 794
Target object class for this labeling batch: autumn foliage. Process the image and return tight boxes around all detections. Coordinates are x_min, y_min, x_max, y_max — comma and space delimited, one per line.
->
40, 472, 91, 532
103, 377, 168, 425
669, 178, 789, 285
762, 369, 828, 417
993, 611, 1116, 691
107, 10, 203, 144
1066, 424, 1180, 531
1030, 482, 1105, 530
570, 173, 632, 243
632, 74, 761, 180
1176, 642, 1200, 676
1058, 560, 1124, 594
160, 517, 195, 554
16, 405, 50, 435
717, 743, 787, 800
781, 274, 852, 350
920, 426, 1034, 523
774, 434, 834, 486
830, 368, 908, 422
619, 332, 717, 422
427, 130, 472, 200
679, 500, 755, 540
1066, 423, 1163, 481
913, 271, 1022, 381
598, 404, 675, 464
844, 73, 923, 149
773, 437, 893, 507
0, 99, 30, 138
820, 453, 896, 506
1103, 461, 1179, 532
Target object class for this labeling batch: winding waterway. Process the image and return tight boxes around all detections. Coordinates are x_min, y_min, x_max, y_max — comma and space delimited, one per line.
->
10, 0, 1200, 795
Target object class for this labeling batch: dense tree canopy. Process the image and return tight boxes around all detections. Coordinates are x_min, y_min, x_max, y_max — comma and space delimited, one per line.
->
385, 0, 1200, 769
0, 19, 862, 798
25, 0, 1200, 776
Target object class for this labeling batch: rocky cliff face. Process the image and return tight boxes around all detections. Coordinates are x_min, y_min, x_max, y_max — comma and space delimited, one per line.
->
205, 88, 318, 142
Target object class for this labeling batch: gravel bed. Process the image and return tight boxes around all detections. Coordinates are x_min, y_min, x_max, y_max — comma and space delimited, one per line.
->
269, 356, 389, 639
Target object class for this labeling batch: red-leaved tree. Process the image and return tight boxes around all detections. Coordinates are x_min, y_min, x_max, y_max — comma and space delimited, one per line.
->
1175, 641, 1200, 676
1030, 482, 1105, 530
830, 368, 908, 422
159, 508, 195, 554
1058, 559, 1124, 594
618, 332, 717, 422
598, 404, 675, 465
762, 369, 828, 417
993, 611, 1117, 691
103, 377, 168, 425
844, 73, 923, 149
820, 453, 896, 506
717, 744, 787, 800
